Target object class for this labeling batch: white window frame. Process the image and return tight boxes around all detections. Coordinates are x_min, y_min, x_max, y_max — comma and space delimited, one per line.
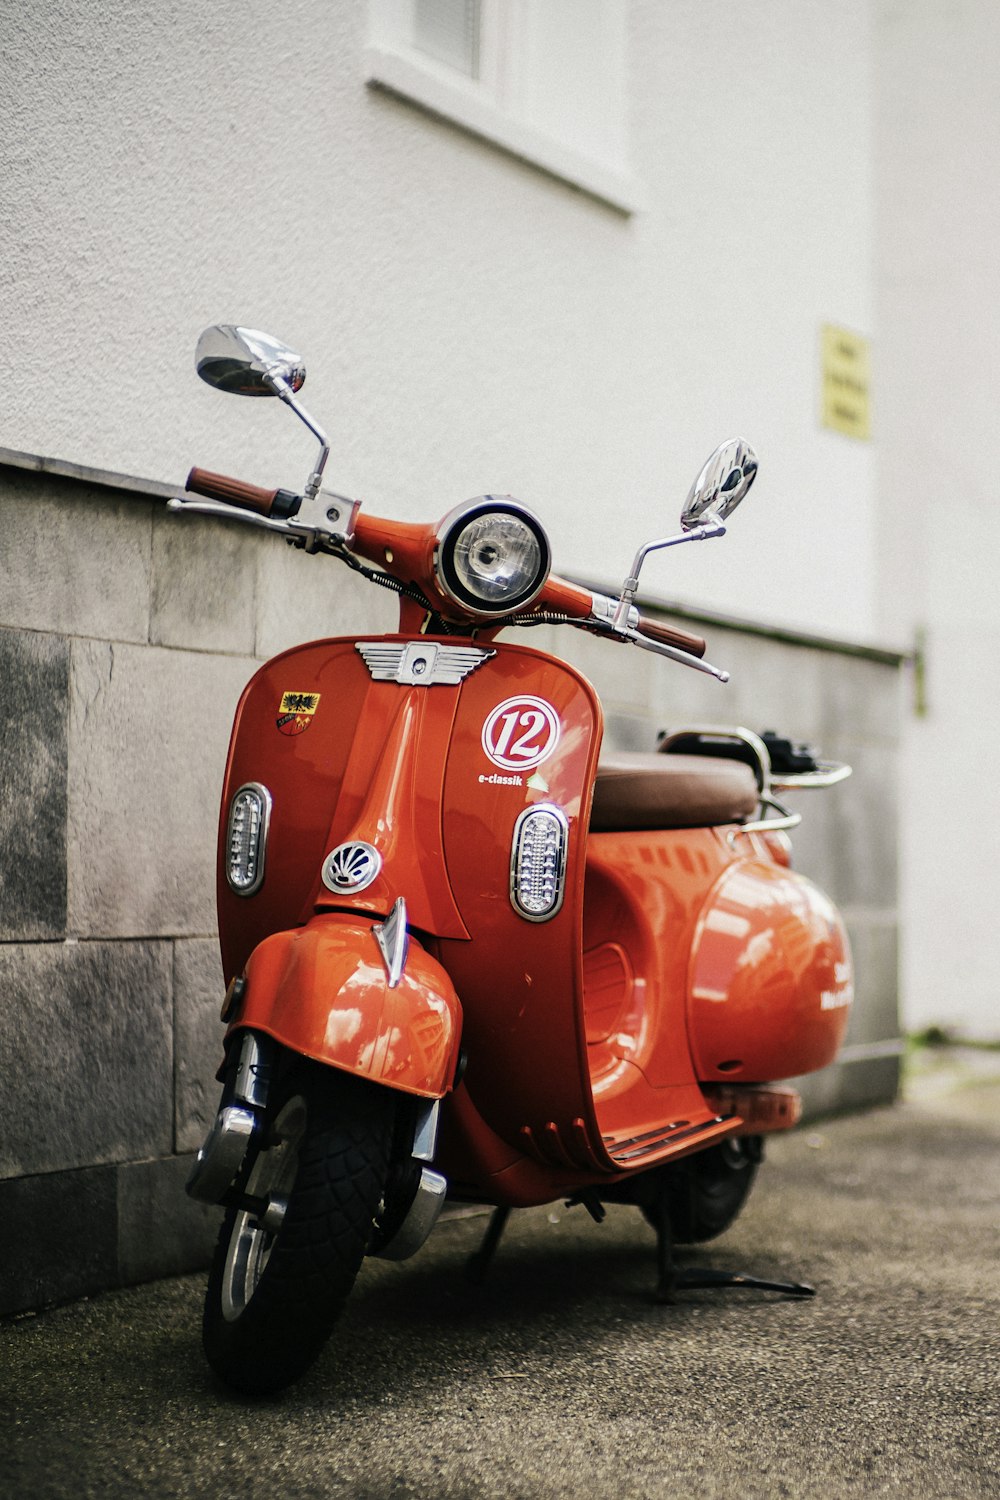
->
365, 1, 645, 215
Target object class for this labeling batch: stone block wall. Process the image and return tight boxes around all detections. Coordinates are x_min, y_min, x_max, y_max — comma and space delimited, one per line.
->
0, 459, 904, 1313
0, 461, 395, 1314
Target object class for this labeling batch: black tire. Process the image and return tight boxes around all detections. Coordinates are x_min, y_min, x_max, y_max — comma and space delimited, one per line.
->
203, 1061, 395, 1395
641, 1136, 762, 1244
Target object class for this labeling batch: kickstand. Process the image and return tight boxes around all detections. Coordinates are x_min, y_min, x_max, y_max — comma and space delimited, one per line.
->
466, 1206, 511, 1285
654, 1199, 814, 1304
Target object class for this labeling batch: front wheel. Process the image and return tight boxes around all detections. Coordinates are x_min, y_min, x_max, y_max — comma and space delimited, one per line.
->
203, 1061, 395, 1395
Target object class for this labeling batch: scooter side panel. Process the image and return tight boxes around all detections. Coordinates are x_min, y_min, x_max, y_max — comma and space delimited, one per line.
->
233, 913, 463, 1098
437, 642, 605, 1164
687, 856, 853, 1081
217, 639, 373, 981
579, 829, 754, 1162
217, 637, 470, 982
582, 828, 734, 1101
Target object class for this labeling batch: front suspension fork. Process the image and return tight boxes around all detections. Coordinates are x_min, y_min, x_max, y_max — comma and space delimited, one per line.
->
185, 1031, 275, 1205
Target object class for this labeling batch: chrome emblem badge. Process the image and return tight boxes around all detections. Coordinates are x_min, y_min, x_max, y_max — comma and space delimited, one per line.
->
356, 641, 494, 685
321, 841, 382, 893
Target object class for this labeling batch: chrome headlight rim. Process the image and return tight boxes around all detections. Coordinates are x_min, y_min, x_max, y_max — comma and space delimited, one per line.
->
435, 497, 551, 617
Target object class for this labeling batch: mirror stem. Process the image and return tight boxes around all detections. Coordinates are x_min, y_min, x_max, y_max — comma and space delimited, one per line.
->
611, 516, 726, 632
266, 373, 331, 499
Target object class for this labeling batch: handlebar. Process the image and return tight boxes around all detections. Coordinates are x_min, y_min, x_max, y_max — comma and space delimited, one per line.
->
177, 469, 711, 664
541, 577, 706, 659
186, 467, 301, 520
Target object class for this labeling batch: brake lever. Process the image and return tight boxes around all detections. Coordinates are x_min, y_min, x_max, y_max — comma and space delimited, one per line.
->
578, 611, 727, 681
625, 627, 729, 682
167, 497, 296, 536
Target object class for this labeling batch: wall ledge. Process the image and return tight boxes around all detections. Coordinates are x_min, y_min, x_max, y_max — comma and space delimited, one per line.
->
0, 445, 177, 502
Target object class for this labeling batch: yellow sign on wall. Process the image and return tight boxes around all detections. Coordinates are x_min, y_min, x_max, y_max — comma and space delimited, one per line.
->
821, 324, 871, 440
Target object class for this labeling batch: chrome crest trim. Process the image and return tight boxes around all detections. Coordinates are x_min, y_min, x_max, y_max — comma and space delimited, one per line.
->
322, 841, 382, 893
412, 1099, 441, 1163
356, 641, 494, 686
373, 896, 409, 987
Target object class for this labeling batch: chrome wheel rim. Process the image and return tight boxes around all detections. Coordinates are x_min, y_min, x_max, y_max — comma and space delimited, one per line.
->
220, 1095, 307, 1322
718, 1137, 752, 1171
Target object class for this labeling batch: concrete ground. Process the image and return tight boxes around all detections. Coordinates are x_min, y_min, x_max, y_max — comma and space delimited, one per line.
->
2, 1055, 998, 1500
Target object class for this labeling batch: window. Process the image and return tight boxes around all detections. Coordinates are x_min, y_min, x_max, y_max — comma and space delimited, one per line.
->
366, 0, 644, 214
412, 0, 482, 76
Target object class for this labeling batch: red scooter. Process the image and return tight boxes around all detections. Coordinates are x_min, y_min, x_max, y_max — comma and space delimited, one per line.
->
175, 325, 854, 1395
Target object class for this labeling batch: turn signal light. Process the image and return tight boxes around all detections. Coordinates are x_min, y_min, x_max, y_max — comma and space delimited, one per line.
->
226, 783, 272, 896
510, 804, 569, 921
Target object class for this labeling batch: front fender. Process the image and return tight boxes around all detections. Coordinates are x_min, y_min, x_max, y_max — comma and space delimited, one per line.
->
232, 913, 463, 1098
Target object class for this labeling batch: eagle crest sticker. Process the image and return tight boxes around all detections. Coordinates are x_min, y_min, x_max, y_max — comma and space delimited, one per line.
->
277, 691, 320, 737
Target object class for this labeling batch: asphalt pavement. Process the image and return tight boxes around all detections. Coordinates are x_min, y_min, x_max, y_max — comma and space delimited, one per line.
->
3, 1052, 999, 1499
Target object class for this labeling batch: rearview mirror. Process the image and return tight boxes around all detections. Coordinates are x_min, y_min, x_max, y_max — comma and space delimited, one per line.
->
680, 437, 758, 531
195, 325, 306, 397
610, 436, 759, 636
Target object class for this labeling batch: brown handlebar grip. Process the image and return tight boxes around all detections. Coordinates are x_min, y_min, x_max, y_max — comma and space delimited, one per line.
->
636, 614, 707, 659
186, 467, 281, 517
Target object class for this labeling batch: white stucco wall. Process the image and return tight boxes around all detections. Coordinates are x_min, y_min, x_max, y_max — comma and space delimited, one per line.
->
876, 0, 1000, 1039
1, 0, 877, 640
25, 0, 1000, 1041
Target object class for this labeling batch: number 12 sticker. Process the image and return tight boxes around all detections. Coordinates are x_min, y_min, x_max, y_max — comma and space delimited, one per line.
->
481, 696, 560, 772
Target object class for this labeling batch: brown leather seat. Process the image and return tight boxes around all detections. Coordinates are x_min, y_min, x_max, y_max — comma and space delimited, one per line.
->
591, 752, 758, 832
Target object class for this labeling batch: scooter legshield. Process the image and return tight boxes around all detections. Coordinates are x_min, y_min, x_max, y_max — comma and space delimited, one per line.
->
231, 912, 463, 1098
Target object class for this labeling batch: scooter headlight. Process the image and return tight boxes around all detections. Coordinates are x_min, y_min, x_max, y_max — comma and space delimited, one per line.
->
436, 498, 551, 616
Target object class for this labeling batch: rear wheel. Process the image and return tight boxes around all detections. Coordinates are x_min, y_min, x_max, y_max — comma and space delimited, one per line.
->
641, 1136, 762, 1244
203, 1061, 395, 1395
